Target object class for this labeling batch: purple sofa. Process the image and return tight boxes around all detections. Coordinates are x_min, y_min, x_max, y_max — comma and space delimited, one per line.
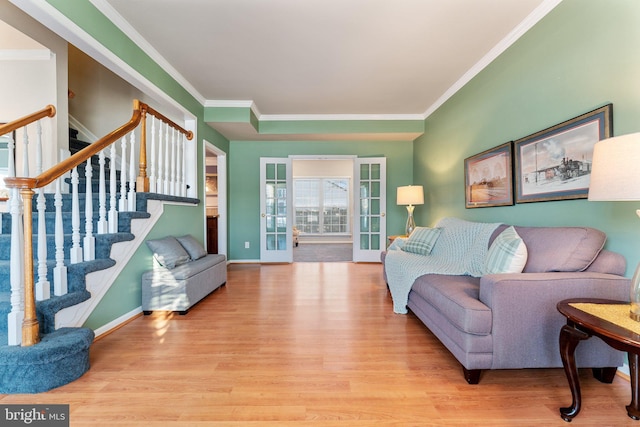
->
382, 223, 630, 384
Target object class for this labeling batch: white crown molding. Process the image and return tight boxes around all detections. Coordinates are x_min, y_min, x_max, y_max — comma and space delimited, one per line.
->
259, 113, 425, 122
205, 100, 255, 108
0, 48, 51, 60
89, 0, 206, 106
422, 0, 563, 119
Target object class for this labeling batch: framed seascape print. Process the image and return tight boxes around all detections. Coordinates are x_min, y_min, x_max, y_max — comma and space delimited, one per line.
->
514, 104, 612, 203
464, 141, 514, 208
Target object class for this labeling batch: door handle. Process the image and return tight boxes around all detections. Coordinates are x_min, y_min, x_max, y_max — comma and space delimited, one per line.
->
261, 213, 266, 217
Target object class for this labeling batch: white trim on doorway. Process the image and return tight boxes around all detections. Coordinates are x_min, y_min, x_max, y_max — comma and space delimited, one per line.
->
204, 141, 227, 256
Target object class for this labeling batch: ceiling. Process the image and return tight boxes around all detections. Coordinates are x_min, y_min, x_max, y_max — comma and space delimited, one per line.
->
91, 1, 560, 139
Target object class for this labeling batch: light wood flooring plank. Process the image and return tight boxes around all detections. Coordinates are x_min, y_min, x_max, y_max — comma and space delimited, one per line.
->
0, 262, 636, 426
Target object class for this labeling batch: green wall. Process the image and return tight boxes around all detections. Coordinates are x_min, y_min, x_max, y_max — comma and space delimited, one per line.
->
45, 0, 230, 329
414, 0, 640, 275
228, 140, 413, 260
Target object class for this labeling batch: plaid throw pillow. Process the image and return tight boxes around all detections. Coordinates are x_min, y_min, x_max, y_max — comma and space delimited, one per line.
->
484, 226, 528, 274
401, 227, 442, 255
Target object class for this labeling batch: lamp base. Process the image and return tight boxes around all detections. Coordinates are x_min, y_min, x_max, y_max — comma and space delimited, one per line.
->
405, 205, 416, 236
630, 261, 640, 321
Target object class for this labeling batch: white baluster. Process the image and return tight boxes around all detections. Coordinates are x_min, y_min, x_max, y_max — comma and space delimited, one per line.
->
119, 136, 128, 211
7, 186, 24, 345
164, 123, 170, 195
97, 150, 108, 234
69, 166, 83, 264
179, 133, 186, 196
157, 122, 165, 194
22, 128, 29, 177
83, 158, 95, 261
149, 117, 156, 193
53, 178, 67, 296
35, 120, 50, 301
127, 132, 136, 211
35, 189, 50, 301
108, 144, 119, 233
7, 132, 15, 179
170, 128, 177, 196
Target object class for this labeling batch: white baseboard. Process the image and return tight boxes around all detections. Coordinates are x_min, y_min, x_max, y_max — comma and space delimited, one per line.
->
93, 306, 142, 338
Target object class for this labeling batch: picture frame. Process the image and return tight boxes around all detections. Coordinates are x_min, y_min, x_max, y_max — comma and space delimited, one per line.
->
514, 104, 612, 203
464, 141, 514, 208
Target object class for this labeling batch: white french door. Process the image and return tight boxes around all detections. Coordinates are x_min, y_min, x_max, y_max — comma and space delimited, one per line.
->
260, 158, 293, 263
353, 157, 387, 262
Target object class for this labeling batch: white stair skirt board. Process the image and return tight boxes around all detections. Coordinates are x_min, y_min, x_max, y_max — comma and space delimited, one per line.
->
54, 199, 195, 329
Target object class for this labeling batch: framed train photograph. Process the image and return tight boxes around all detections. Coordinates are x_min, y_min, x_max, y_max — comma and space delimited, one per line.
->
514, 104, 613, 203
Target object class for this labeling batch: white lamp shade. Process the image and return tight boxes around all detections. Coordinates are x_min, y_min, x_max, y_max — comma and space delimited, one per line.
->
588, 132, 640, 201
397, 185, 424, 205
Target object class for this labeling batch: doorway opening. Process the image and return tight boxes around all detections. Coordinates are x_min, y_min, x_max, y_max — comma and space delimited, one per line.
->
204, 141, 227, 256
291, 157, 353, 262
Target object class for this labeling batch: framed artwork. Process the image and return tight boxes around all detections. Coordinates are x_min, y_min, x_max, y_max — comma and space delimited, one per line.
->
464, 141, 514, 208
514, 104, 613, 203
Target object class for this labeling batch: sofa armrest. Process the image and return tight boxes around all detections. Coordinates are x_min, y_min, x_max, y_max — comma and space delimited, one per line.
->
478, 272, 629, 369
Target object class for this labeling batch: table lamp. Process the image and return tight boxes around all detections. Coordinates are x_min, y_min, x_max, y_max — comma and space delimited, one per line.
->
397, 185, 424, 236
588, 132, 640, 320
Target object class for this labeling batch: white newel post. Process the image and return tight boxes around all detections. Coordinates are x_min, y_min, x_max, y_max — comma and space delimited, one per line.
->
179, 133, 186, 197
53, 178, 67, 296
108, 144, 119, 233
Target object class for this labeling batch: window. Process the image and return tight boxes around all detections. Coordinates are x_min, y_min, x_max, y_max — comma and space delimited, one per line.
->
294, 178, 350, 234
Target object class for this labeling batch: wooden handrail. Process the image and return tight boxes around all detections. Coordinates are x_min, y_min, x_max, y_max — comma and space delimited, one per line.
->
145, 104, 193, 140
0, 105, 56, 137
5, 100, 143, 190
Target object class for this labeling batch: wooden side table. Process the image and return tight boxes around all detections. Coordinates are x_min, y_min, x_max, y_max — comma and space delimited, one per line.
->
557, 298, 639, 422
387, 235, 406, 247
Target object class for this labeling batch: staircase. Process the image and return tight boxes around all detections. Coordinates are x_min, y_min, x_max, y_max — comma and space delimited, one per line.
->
0, 101, 197, 393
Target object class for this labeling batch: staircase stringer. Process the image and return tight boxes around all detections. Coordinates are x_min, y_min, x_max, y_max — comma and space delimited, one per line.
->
55, 198, 168, 329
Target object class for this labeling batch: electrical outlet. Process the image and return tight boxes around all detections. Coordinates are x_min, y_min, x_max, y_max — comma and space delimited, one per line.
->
244, 241, 250, 249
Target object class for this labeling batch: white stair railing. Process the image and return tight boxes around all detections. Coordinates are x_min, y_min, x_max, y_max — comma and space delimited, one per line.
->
2, 100, 193, 347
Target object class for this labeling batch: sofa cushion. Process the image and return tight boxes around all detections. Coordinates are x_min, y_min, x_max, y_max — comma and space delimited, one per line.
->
402, 227, 442, 255
176, 234, 208, 261
146, 254, 226, 281
410, 274, 491, 335
146, 236, 190, 269
513, 226, 606, 273
484, 226, 528, 274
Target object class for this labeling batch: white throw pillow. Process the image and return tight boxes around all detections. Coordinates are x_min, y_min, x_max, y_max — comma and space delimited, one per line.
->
401, 227, 442, 255
484, 226, 528, 274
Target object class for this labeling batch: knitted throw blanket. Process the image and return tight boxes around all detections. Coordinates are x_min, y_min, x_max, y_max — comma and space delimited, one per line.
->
385, 217, 501, 314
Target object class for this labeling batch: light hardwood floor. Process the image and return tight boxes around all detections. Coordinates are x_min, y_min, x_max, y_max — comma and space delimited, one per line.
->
1, 262, 637, 426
